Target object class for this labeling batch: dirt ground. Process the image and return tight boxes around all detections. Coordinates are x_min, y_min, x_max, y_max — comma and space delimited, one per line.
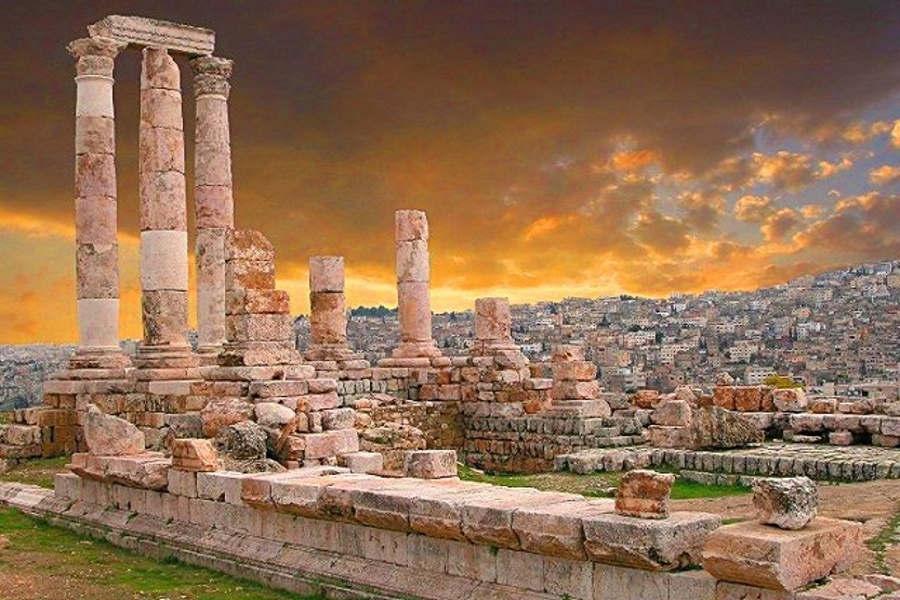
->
674, 479, 900, 577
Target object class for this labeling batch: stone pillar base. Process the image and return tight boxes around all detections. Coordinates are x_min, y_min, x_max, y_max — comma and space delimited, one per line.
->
133, 345, 201, 379
391, 340, 442, 359
195, 345, 222, 366
67, 348, 132, 372
305, 344, 361, 362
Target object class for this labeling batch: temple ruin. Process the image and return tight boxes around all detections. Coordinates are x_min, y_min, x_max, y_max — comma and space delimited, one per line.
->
0, 15, 897, 600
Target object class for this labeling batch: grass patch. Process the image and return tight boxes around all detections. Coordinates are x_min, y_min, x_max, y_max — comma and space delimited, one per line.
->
458, 463, 750, 500
867, 510, 900, 574
0, 411, 11, 424
0, 456, 69, 488
0, 507, 321, 599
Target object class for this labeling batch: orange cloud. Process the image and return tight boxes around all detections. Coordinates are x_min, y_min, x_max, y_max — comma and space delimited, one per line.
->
869, 164, 900, 186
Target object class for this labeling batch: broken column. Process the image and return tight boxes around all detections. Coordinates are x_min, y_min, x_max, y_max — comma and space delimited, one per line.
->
191, 55, 234, 359
549, 344, 610, 417
136, 46, 196, 372
392, 209, 440, 358
472, 297, 516, 355
220, 230, 299, 367
67, 37, 130, 370
306, 256, 354, 360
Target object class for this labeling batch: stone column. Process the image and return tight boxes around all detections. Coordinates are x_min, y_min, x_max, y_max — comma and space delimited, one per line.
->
393, 209, 440, 358
190, 56, 234, 359
306, 256, 353, 360
66, 37, 130, 371
136, 47, 196, 371
472, 297, 515, 355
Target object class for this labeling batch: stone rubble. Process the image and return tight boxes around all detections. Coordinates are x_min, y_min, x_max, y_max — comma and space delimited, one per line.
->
752, 476, 818, 530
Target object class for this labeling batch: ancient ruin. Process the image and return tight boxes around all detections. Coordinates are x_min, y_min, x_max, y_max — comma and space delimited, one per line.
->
0, 14, 898, 600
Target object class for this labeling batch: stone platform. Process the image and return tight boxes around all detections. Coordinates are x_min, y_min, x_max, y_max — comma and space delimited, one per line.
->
557, 443, 900, 482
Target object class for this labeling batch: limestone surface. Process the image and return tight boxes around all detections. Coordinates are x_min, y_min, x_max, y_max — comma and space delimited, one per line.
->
83, 405, 145, 456
615, 470, 675, 519
752, 476, 818, 530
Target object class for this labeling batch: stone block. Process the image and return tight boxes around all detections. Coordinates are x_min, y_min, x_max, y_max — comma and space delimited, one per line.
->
583, 511, 722, 571
828, 431, 853, 446
196, 470, 248, 504
496, 548, 544, 592
593, 564, 669, 600
702, 518, 863, 591
461, 489, 578, 549
339, 451, 384, 474
651, 400, 692, 427
404, 449, 458, 479
772, 388, 807, 412
544, 556, 594, 600
796, 578, 882, 599
171, 438, 218, 472
167, 468, 197, 497
512, 498, 614, 559
615, 470, 675, 519
395, 209, 428, 241
300, 429, 359, 459
715, 582, 796, 600
225, 289, 289, 315
446, 539, 497, 582
752, 477, 817, 530
83, 405, 145, 456
552, 360, 597, 381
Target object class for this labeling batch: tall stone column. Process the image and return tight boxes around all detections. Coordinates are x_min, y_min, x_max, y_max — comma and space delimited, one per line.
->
136, 47, 196, 372
190, 56, 234, 360
392, 209, 440, 358
66, 37, 130, 371
306, 256, 353, 360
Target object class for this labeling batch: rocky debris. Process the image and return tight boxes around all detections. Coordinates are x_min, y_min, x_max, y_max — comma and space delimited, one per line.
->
359, 421, 426, 472
752, 477, 818, 530
648, 404, 763, 450
83, 405, 145, 456
200, 397, 254, 438
219, 455, 286, 474
171, 438, 219, 472
69, 452, 171, 490
216, 420, 267, 460
614, 469, 675, 519
404, 449, 458, 479
338, 451, 384, 473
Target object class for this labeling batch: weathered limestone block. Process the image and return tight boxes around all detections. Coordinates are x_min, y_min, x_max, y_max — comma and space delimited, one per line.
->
772, 388, 808, 413
171, 438, 219, 472
633, 389, 662, 409
651, 400, 692, 427
615, 470, 675, 519
225, 289, 289, 315
70, 452, 171, 490
404, 449, 458, 479
88, 15, 215, 56
395, 209, 428, 241
299, 429, 359, 459
752, 477, 818, 530
396, 239, 430, 282
309, 256, 344, 292
461, 489, 579, 549
583, 511, 722, 571
200, 397, 253, 437
339, 451, 384, 474
703, 518, 862, 591
512, 498, 614, 559
83, 405, 145, 455
552, 360, 598, 381
254, 402, 296, 429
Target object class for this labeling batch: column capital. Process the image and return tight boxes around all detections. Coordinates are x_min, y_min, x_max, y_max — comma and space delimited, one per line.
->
190, 55, 233, 98
67, 36, 126, 77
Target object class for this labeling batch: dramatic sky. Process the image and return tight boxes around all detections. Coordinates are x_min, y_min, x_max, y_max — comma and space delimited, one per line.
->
1, 2, 899, 343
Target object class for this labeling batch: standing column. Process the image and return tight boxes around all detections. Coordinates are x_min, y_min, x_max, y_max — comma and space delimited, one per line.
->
136, 47, 196, 371
306, 256, 353, 360
392, 209, 441, 358
67, 37, 130, 371
190, 56, 234, 360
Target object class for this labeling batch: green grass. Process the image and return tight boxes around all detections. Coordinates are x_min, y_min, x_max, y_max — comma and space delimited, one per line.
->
458, 463, 750, 500
0, 507, 322, 599
0, 411, 11, 424
0, 456, 69, 488
867, 509, 900, 574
